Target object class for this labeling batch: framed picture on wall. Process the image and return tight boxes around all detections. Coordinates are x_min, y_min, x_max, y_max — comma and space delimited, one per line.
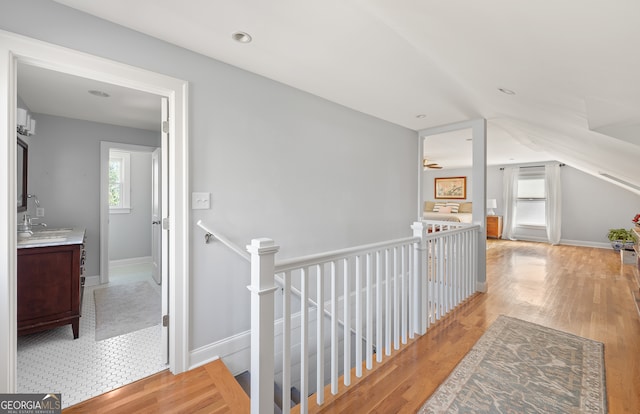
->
435, 176, 466, 199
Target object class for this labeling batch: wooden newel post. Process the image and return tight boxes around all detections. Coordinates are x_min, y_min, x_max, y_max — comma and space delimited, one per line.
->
411, 221, 428, 335
247, 238, 280, 414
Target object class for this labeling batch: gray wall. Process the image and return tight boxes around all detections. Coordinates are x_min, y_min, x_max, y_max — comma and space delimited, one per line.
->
1, 1, 418, 351
109, 151, 153, 261
24, 113, 159, 276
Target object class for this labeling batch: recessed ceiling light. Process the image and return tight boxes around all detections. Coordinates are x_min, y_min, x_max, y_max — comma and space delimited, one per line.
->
232, 31, 252, 43
416, 114, 426, 119
88, 90, 110, 98
498, 87, 515, 95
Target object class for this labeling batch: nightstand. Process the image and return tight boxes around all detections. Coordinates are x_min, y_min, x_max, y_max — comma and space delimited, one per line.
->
487, 215, 503, 239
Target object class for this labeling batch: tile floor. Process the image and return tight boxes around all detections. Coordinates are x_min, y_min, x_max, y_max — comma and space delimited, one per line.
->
17, 263, 167, 409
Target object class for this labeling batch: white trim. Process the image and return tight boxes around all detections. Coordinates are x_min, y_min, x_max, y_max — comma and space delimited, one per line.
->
190, 331, 250, 376
476, 281, 487, 293
559, 239, 611, 249
190, 306, 323, 378
109, 256, 153, 268
0, 29, 190, 392
499, 237, 611, 249
83, 275, 101, 287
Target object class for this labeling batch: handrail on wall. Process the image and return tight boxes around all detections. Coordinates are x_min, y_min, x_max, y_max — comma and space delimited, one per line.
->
196, 220, 250, 262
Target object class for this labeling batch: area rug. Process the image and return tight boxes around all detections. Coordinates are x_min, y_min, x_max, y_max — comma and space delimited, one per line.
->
94, 281, 161, 341
419, 315, 606, 413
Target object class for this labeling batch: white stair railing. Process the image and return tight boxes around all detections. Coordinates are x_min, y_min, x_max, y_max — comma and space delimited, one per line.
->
248, 220, 480, 414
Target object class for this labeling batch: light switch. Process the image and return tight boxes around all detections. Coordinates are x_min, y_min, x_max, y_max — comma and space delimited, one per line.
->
192, 192, 210, 209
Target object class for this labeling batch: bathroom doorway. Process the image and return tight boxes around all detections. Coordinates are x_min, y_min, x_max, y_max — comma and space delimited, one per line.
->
1, 29, 190, 397
15, 62, 168, 407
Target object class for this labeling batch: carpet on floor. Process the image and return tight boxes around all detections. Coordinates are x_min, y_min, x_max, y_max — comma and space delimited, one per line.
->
419, 315, 606, 413
94, 281, 161, 341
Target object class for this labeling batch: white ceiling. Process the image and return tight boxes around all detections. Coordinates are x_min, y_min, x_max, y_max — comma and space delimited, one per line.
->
30, 1, 640, 186
18, 63, 161, 132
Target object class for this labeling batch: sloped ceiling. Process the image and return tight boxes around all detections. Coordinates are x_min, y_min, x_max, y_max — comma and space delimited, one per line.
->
50, 0, 640, 194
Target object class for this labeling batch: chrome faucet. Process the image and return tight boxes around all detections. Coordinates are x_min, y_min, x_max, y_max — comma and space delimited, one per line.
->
17, 214, 47, 237
31, 218, 47, 228
18, 214, 33, 236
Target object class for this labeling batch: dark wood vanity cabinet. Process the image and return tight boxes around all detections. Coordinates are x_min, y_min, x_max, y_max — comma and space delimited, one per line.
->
18, 242, 84, 338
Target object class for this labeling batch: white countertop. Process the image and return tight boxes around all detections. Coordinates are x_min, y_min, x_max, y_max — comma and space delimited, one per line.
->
17, 227, 85, 249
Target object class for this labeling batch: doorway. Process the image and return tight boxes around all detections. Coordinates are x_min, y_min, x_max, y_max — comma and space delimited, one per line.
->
15, 66, 167, 407
0, 30, 190, 395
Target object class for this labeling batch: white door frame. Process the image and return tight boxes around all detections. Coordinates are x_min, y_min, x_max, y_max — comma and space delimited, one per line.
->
0, 29, 190, 392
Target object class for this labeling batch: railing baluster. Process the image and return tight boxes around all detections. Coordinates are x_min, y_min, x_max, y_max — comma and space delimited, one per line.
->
437, 238, 444, 321
385, 248, 391, 356
343, 257, 351, 386
366, 252, 373, 369
300, 267, 309, 414
467, 232, 472, 296
401, 244, 407, 344
457, 233, 462, 304
283, 271, 292, 414
409, 239, 416, 339
446, 234, 452, 313
355, 255, 363, 377
330, 261, 338, 395
393, 246, 399, 350
376, 250, 383, 362
316, 264, 324, 405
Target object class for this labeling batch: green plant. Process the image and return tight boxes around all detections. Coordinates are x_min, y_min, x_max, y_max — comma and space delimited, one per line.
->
607, 228, 637, 242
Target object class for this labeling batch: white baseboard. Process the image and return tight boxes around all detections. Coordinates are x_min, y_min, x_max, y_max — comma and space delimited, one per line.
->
506, 237, 611, 250
476, 281, 487, 293
559, 239, 611, 249
109, 256, 152, 268
189, 330, 251, 376
189, 307, 320, 377
83, 275, 101, 287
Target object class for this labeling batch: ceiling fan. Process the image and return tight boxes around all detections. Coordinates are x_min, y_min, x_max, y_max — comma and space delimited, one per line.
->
423, 159, 443, 169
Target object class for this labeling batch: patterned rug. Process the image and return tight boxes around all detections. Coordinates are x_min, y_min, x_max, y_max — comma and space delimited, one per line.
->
94, 281, 161, 341
419, 315, 607, 413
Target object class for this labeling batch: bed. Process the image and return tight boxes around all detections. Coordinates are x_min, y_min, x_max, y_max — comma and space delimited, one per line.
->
422, 201, 473, 223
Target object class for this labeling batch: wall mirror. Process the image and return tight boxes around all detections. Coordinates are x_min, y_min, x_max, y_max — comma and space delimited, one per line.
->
17, 137, 27, 212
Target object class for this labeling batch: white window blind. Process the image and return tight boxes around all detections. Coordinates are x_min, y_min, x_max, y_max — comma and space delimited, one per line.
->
515, 172, 546, 227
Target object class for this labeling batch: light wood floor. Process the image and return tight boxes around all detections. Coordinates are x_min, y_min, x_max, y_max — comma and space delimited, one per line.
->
63, 358, 249, 413
64, 240, 640, 413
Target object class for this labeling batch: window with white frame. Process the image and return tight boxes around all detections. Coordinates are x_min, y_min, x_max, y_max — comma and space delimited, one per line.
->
109, 150, 131, 213
515, 171, 546, 227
